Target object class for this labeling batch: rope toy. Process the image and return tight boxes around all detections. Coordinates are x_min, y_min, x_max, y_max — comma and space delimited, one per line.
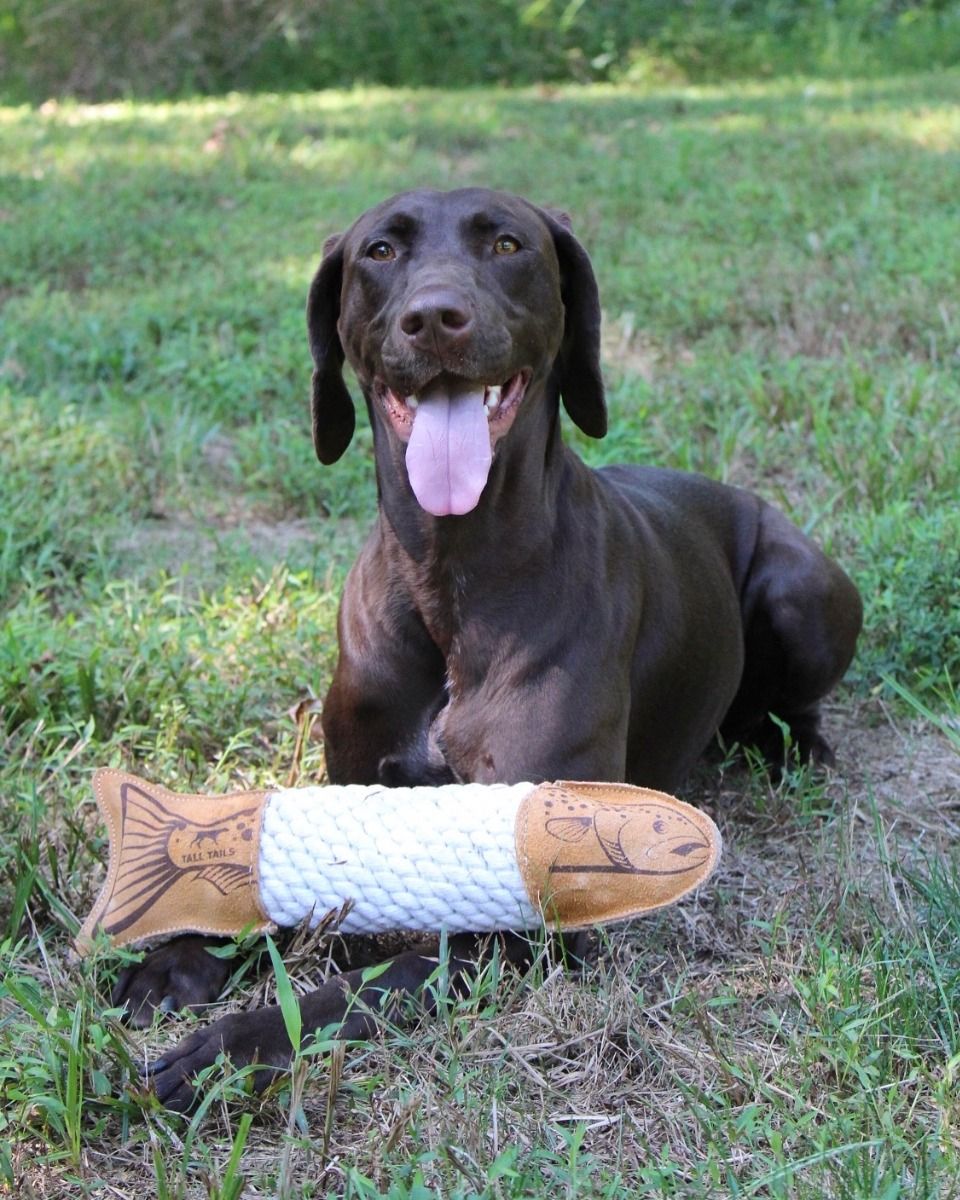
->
77, 769, 721, 951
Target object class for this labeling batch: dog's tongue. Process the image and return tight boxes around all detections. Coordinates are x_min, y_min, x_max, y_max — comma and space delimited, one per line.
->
405, 378, 493, 516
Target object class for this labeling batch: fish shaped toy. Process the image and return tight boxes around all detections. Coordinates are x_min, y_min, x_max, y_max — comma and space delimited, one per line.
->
77, 771, 721, 950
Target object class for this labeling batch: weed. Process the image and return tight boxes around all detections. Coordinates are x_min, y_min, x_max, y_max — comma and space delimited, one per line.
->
0, 71, 957, 1196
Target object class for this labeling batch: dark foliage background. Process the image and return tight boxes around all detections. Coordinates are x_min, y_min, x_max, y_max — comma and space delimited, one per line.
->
2, 0, 960, 102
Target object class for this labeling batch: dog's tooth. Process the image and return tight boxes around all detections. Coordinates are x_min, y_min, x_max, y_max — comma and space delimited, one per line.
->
407, 396, 419, 410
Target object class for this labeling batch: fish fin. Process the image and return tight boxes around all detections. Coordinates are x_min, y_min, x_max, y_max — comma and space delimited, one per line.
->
545, 816, 593, 843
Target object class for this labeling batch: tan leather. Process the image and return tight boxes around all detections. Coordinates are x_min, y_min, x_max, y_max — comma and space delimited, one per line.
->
515, 781, 721, 928
76, 769, 272, 953
76, 771, 721, 953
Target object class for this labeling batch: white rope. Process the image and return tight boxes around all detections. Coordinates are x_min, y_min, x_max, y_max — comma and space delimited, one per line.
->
259, 782, 539, 933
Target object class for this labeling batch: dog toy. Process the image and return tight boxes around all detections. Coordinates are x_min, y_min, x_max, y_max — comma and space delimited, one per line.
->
77, 769, 721, 951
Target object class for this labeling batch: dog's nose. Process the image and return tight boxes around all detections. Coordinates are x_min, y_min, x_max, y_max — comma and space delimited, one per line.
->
399, 288, 473, 353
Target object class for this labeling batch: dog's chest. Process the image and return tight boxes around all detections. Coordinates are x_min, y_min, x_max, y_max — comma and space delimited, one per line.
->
412, 573, 512, 697
396, 553, 468, 654
387, 524, 540, 695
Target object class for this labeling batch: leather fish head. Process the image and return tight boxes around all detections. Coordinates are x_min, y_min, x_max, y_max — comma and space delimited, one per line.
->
592, 803, 713, 873
516, 780, 721, 929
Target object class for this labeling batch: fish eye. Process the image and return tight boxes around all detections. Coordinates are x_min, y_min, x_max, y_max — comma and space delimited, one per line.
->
493, 235, 521, 256
367, 240, 396, 261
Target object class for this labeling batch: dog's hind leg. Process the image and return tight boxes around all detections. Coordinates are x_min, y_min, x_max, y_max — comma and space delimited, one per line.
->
720, 503, 862, 767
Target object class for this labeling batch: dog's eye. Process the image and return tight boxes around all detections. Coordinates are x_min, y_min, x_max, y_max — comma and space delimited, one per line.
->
493, 235, 521, 256
367, 241, 396, 261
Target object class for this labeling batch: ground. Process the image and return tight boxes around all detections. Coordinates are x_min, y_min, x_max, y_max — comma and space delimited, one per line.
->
1, 71, 959, 1197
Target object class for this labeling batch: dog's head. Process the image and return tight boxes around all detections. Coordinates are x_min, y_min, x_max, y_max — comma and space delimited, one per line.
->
307, 188, 605, 516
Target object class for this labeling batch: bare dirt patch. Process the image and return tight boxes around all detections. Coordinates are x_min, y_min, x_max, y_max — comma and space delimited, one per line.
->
601, 310, 660, 381
111, 511, 366, 584
601, 309, 698, 381
115, 514, 318, 565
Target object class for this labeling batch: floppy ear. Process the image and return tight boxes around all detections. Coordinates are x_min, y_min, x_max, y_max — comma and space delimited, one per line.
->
306, 234, 355, 464
540, 210, 607, 439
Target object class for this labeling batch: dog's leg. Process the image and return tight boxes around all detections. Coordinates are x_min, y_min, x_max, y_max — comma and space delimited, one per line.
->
321, 558, 450, 784
146, 931, 565, 1111
322, 641, 450, 785
721, 504, 862, 767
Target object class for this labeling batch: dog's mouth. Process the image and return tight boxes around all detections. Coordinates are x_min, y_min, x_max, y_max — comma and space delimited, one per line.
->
374, 370, 530, 517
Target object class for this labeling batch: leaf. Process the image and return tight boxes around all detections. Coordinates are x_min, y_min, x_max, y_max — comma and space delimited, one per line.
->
266, 934, 302, 1053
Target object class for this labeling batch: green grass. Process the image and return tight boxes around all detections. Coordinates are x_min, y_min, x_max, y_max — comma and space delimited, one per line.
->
1, 72, 959, 1196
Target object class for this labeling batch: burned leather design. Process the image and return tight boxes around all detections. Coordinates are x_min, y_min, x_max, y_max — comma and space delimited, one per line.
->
515, 781, 721, 928
76, 771, 721, 953
76, 769, 271, 952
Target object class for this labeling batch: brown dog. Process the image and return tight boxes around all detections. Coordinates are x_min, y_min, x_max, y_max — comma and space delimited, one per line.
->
125, 189, 861, 1109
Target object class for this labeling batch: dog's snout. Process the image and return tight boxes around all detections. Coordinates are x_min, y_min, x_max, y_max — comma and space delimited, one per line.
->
399, 287, 474, 352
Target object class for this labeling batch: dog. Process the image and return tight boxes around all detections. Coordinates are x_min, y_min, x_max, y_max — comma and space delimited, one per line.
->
121, 188, 862, 1110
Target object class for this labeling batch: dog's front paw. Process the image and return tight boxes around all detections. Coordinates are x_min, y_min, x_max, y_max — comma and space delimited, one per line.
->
113, 936, 231, 1028
145, 1006, 293, 1112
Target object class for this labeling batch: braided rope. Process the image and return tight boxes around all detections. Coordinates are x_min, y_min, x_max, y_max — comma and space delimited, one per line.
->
259, 782, 539, 933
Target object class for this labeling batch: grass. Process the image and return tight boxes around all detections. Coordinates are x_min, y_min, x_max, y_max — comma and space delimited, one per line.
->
1, 69, 959, 1196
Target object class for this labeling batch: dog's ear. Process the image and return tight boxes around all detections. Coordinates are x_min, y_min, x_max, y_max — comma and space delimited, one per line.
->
306, 234, 355, 464
540, 210, 606, 438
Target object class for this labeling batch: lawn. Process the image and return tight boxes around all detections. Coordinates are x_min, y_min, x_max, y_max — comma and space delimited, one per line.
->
1, 71, 959, 1197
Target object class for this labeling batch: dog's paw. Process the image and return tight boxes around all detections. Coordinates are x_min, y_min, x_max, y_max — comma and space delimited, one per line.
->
748, 710, 837, 776
778, 711, 837, 771
144, 1006, 293, 1112
112, 936, 231, 1028
377, 751, 456, 787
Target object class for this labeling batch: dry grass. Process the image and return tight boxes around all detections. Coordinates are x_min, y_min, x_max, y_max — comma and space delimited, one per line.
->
8, 704, 956, 1197
3, 71, 959, 1198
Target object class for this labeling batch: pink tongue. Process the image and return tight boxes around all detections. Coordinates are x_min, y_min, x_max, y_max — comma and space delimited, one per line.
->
405, 379, 492, 516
